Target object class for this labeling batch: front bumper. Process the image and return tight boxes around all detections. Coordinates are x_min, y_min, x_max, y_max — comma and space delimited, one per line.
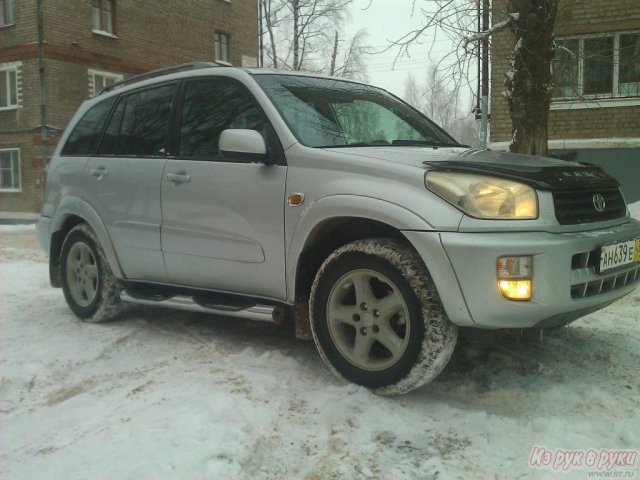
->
406, 219, 640, 329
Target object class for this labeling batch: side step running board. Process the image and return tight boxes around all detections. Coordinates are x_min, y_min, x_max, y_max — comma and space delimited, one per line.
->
120, 291, 285, 324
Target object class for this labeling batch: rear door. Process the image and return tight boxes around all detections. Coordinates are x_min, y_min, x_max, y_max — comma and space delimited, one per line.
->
160, 77, 287, 300
84, 83, 178, 282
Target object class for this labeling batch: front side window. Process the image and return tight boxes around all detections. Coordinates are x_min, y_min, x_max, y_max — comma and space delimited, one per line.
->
215, 32, 231, 63
61, 96, 116, 155
116, 83, 176, 157
0, 148, 20, 191
0, 0, 16, 26
178, 79, 267, 160
89, 69, 123, 96
254, 74, 458, 148
91, 0, 115, 34
0, 63, 19, 109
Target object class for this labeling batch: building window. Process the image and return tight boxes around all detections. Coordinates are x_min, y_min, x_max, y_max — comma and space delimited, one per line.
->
91, 0, 115, 35
620, 33, 640, 95
0, 62, 20, 110
553, 31, 640, 100
215, 32, 231, 63
88, 69, 123, 96
0, 149, 21, 192
0, 0, 15, 26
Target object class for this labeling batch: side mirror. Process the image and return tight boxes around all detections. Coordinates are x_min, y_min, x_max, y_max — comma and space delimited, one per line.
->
219, 129, 271, 164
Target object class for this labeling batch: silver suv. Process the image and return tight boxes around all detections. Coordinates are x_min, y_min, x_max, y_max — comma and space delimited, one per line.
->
37, 63, 640, 395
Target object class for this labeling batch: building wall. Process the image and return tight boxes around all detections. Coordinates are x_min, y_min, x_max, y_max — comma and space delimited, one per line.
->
490, 0, 640, 144
0, 0, 258, 212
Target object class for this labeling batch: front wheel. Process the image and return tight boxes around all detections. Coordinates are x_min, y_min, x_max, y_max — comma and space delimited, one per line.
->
309, 238, 457, 395
60, 223, 123, 323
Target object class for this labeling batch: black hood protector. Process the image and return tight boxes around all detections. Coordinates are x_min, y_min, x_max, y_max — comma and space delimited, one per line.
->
423, 159, 620, 191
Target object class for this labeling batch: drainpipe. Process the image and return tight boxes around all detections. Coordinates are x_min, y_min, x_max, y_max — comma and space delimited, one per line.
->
37, 0, 48, 167
479, 0, 490, 149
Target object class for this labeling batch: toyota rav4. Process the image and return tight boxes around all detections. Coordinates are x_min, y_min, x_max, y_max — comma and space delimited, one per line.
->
37, 63, 640, 395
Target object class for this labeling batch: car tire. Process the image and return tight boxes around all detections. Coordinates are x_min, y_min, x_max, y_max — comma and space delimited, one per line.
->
309, 238, 457, 395
60, 223, 123, 323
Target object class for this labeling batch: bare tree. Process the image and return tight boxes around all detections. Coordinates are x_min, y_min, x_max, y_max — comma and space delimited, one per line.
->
261, 0, 371, 79
403, 73, 422, 109
402, 64, 479, 148
424, 64, 459, 132
329, 30, 340, 75
261, 0, 288, 69
504, 1, 558, 155
329, 29, 370, 81
390, 0, 561, 156
284, 0, 354, 70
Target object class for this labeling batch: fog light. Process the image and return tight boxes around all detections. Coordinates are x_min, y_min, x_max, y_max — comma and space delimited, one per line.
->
497, 256, 533, 301
498, 280, 532, 301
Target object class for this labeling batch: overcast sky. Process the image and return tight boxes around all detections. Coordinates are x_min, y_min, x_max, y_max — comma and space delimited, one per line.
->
344, 0, 479, 108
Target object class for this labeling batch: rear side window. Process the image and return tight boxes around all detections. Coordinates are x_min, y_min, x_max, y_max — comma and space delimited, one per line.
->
116, 84, 176, 157
97, 99, 125, 155
61, 97, 116, 155
178, 79, 267, 160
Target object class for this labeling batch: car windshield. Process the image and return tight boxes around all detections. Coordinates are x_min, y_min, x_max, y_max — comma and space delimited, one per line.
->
253, 74, 463, 149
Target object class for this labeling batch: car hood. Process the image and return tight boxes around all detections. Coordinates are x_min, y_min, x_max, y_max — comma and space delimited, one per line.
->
324, 146, 619, 191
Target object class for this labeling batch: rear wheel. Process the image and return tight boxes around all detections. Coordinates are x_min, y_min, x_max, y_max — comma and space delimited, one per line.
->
310, 238, 457, 395
60, 223, 123, 322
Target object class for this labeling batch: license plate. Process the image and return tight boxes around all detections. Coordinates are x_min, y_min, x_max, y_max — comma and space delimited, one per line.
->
599, 238, 640, 273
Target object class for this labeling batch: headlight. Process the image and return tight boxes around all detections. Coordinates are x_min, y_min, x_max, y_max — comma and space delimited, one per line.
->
425, 171, 538, 219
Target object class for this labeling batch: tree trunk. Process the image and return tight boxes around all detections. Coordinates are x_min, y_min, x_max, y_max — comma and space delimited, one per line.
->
264, 0, 278, 69
506, 0, 558, 156
329, 30, 339, 75
292, 0, 300, 70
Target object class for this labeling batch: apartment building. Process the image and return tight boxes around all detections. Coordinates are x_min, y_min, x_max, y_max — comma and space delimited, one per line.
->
0, 0, 259, 212
490, 0, 640, 200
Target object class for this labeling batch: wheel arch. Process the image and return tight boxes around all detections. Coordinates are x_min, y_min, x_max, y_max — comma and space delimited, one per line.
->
287, 195, 434, 339
49, 198, 124, 287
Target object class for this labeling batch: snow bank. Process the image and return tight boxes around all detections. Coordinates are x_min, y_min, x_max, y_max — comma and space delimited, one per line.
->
628, 200, 640, 220
0, 224, 36, 232
1, 231, 639, 479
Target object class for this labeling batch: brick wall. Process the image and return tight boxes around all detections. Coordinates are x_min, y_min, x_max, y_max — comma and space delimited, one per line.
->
0, 0, 36, 48
42, 0, 258, 70
0, 0, 258, 212
490, 0, 640, 144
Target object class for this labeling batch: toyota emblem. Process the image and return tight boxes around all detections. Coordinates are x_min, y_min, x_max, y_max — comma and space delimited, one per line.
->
592, 193, 606, 212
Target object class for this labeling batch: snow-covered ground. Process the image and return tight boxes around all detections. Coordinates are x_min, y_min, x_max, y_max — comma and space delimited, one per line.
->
1, 205, 639, 479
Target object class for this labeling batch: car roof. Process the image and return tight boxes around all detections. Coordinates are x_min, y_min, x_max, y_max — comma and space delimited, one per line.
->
90, 62, 370, 104
244, 68, 369, 85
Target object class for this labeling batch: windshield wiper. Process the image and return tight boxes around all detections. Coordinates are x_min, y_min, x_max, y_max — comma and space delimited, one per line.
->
392, 139, 470, 148
315, 142, 390, 148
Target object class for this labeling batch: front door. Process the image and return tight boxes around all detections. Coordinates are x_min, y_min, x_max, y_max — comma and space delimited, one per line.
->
160, 78, 287, 300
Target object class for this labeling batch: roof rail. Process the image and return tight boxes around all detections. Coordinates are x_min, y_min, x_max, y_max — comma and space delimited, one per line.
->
96, 61, 226, 95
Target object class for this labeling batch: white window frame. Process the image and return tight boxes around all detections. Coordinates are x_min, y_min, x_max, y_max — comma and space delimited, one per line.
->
88, 69, 123, 97
91, 0, 116, 37
215, 32, 231, 64
0, 0, 16, 26
0, 61, 21, 111
552, 30, 640, 109
0, 148, 21, 192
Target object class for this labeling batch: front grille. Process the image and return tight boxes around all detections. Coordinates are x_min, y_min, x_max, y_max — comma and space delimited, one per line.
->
553, 188, 626, 225
570, 249, 640, 299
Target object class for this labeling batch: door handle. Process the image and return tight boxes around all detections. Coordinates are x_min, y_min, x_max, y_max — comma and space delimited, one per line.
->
90, 167, 109, 179
166, 172, 191, 184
